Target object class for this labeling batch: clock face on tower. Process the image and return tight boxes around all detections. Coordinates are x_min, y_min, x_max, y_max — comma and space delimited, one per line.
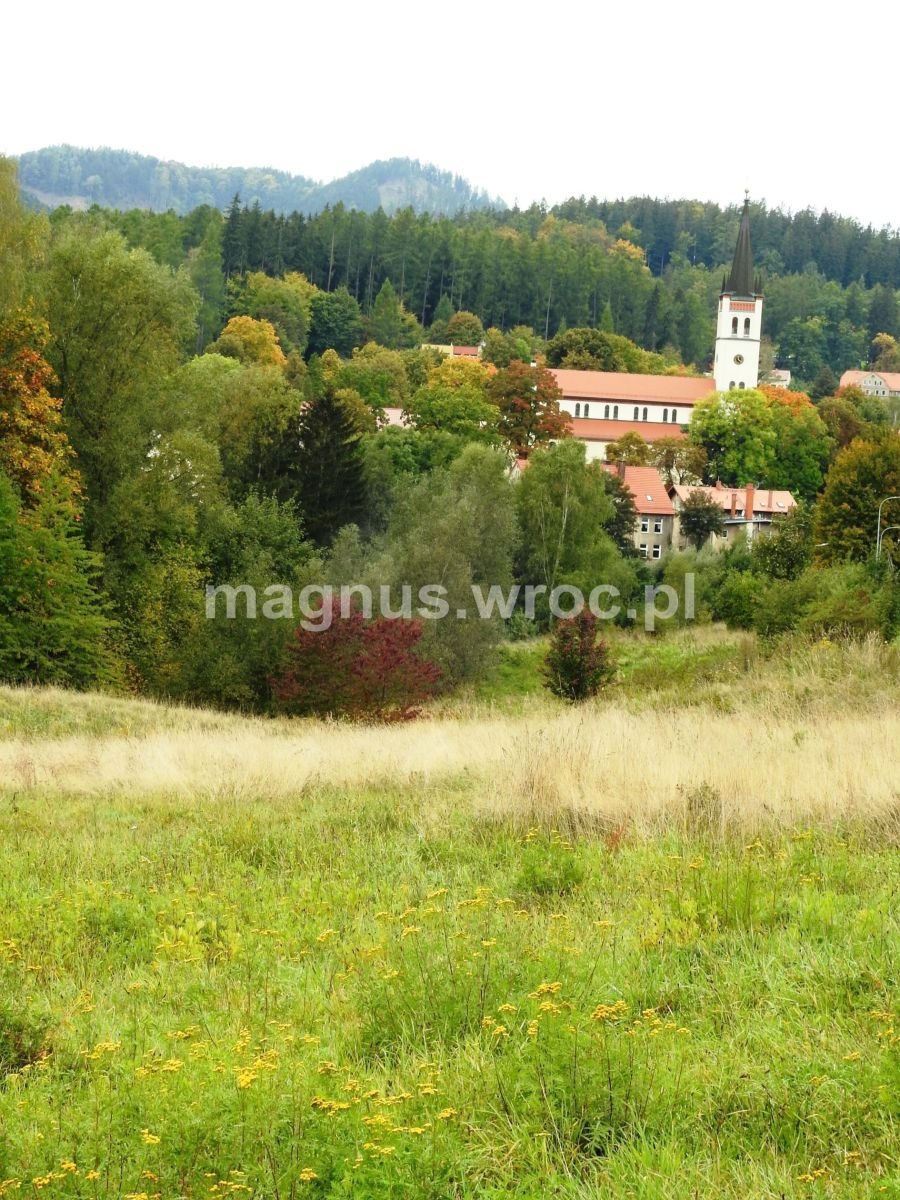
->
733, 353, 745, 365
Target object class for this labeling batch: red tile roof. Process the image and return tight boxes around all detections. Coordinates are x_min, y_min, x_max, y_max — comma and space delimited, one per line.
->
840, 369, 900, 391
669, 483, 796, 515
552, 369, 714, 405
568, 418, 687, 441
603, 465, 675, 515
451, 345, 481, 357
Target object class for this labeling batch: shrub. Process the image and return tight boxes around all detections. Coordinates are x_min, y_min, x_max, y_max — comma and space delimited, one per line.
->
272, 598, 441, 722
543, 609, 615, 701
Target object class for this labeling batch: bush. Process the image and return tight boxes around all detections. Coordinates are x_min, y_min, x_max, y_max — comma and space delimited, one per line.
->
543, 609, 615, 701
272, 599, 441, 722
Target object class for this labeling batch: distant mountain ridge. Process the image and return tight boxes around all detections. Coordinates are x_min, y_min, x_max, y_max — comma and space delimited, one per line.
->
15, 145, 503, 216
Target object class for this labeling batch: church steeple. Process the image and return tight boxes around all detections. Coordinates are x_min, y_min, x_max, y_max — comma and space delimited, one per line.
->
725, 194, 755, 296
713, 194, 764, 392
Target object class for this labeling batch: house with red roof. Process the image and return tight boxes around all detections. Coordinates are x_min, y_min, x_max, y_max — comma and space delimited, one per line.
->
603, 462, 676, 559
839, 369, 900, 400
669, 482, 796, 550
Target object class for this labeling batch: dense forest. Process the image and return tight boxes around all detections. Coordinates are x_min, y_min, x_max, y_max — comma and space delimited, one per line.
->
33, 190, 897, 387
2, 154, 898, 715
17, 146, 501, 216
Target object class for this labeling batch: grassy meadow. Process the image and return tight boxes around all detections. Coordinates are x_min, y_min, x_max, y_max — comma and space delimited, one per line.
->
0, 629, 898, 1198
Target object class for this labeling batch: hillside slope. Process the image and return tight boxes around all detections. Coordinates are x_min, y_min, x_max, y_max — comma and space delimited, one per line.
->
15, 145, 502, 216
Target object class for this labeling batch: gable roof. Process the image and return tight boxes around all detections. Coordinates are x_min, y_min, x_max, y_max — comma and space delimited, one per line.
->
552, 369, 713, 405
669, 483, 796, 516
840, 369, 900, 391
603, 464, 675, 515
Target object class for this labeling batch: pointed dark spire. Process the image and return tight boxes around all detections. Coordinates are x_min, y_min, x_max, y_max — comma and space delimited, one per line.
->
725, 194, 755, 296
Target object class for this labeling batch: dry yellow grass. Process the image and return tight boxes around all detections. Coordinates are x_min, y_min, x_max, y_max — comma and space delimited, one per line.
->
1, 694, 896, 836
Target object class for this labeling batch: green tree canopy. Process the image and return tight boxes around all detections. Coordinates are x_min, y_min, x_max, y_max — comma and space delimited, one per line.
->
814, 432, 900, 563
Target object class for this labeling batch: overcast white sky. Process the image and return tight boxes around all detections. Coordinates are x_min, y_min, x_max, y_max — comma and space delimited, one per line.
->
2, 0, 897, 229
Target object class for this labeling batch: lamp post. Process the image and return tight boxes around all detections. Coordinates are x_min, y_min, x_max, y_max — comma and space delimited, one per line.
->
876, 496, 900, 560
879, 526, 900, 561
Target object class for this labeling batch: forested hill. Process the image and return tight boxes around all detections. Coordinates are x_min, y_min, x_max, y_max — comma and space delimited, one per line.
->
15, 146, 502, 216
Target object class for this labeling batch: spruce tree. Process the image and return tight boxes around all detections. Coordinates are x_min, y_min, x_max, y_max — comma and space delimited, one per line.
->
222, 194, 245, 280
294, 380, 366, 546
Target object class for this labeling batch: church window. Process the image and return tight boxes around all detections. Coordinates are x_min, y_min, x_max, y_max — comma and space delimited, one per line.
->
642, 408, 648, 421
633, 407, 639, 420
744, 317, 751, 336
604, 404, 610, 418
613, 406, 619, 419
730, 381, 735, 389
575, 403, 580, 417
584, 404, 590, 417
671, 409, 677, 423
732, 317, 738, 334
738, 381, 745, 388
663, 408, 668, 422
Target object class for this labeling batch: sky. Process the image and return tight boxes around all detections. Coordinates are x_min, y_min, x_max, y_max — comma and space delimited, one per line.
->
2, 0, 897, 229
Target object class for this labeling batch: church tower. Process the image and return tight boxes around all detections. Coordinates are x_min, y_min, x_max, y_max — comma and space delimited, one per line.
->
713, 195, 763, 392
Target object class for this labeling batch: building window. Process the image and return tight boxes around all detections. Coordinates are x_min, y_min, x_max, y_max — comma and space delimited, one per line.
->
732, 316, 738, 334
640, 517, 649, 533
730, 380, 735, 389
575, 403, 580, 417
663, 408, 668, 422
642, 407, 648, 421
738, 381, 745, 388
584, 403, 590, 417
671, 409, 677, 424
604, 404, 610, 418
639, 543, 648, 558
653, 518, 663, 534
744, 317, 751, 336
651, 545, 662, 559
613, 405, 619, 419
633, 406, 639, 420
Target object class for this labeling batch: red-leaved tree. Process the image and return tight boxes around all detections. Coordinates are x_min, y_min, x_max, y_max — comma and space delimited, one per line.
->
543, 609, 615, 701
272, 599, 441, 722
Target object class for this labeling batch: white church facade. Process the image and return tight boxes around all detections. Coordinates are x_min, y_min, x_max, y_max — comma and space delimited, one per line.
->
553, 195, 764, 460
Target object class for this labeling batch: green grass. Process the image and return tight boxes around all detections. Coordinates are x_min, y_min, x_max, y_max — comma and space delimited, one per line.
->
0, 770, 897, 1198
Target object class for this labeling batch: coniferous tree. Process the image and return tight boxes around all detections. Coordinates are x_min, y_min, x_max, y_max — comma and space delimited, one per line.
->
221, 194, 245, 280
294, 379, 367, 545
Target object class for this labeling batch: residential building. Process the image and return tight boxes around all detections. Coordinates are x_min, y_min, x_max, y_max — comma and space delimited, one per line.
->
669, 482, 796, 550
839, 369, 900, 400
761, 367, 791, 389
603, 462, 675, 558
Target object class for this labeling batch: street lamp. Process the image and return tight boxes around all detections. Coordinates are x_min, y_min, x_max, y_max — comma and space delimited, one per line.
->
879, 526, 900, 561
876, 496, 900, 560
